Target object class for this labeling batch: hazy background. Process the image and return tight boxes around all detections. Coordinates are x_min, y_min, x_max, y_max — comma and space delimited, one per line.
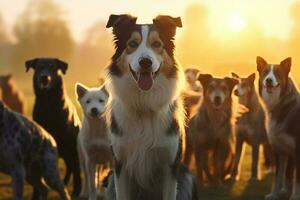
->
1, 0, 300, 102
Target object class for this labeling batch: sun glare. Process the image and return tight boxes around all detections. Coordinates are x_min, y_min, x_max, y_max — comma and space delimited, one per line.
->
228, 14, 246, 32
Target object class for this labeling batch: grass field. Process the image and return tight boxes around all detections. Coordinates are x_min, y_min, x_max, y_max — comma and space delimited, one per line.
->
0, 145, 281, 200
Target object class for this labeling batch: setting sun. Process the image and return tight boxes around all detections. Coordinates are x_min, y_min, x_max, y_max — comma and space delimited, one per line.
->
228, 14, 246, 32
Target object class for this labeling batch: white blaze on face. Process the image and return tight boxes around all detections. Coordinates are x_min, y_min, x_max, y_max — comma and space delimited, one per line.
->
263, 65, 279, 87
126, 25, 162, 73
261, 65, 281, 109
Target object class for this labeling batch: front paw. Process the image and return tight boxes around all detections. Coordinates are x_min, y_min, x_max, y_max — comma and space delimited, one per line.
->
265, 193, 280, 200
290, 195, 300, 200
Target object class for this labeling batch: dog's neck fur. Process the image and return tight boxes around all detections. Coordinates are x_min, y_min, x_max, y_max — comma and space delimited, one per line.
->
201, 98, 232, 127
263, 78, 300, 121
82, 115, 107, 136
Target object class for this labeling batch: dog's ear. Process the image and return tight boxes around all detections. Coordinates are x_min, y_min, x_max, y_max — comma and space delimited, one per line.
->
100, 84, 109, 97
280, 57, 291, 75
55, 59, 68, 74
247, 73, 256, 83
198, 74, 213, 87
256, 56, 268, 73
153, 15, 182, 39
231, 72, 240, 79
106, 14, 137, 35
25, 58, 38, 72
225, 77, 239, 92
75, 83, 88, 99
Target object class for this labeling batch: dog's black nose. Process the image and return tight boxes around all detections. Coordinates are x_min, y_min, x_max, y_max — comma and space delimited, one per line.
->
139, 58, 152, 70
214, 96, 222, 106
40, 75, 51, 86
266, 78, 273, 87
91, 108, 99, 116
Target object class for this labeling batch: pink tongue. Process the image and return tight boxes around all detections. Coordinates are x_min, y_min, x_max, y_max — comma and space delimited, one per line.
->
137, 72, 153, 91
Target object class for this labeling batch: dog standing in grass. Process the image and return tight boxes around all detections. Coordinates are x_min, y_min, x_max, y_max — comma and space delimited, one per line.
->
231, 72, 272, 181
25, 58, 82, 197
76, 82, 112, 200
185, 74, 237, 186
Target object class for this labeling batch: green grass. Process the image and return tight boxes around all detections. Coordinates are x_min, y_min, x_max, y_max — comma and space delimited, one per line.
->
0, 145, 281, 200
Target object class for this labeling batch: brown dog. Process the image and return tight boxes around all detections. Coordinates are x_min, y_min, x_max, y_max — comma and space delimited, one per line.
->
0, 74, 26, 114
185, 74, 237, 186
231, 72, 272, 181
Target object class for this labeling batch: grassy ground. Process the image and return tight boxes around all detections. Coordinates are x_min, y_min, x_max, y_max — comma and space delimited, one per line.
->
0, 145, 279, 200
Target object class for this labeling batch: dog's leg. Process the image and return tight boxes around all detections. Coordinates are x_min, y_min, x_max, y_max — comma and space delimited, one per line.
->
11, 166, 25, 200
231, 135, 244, 181
281, 156, 294, 196
290, 145, 300, 200
214, 141, 229, 186
72, 155, 82, 197
263, 142, 273, 168
195, 147, 205, 187
114, 167, 130, 200
86, 158, 97, 200
63, 158, 71, 185
183, 132, 193, 167
41, 150, 71, 200
163, 167, 177, 200
79, 143, 89, 198
26, 165, 48, 200
251, 143, 260, 181
265, 153, 287, 200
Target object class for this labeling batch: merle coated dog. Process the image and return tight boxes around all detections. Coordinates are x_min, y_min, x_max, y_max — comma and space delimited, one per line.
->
0, 101, 70, 200
25, 58, 82, 197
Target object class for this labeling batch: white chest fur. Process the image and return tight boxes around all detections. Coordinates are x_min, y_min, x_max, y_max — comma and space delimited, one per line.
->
109, 101, 180, 187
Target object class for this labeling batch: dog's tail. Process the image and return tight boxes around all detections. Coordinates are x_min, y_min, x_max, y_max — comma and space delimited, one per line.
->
177, 164, 198, 200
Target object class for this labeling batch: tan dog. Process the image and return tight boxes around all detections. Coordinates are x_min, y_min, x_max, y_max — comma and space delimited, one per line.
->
0, 74, 26, 114
76, 83, 112, 200
186, 74, 237, 186
231, 72, 272, 181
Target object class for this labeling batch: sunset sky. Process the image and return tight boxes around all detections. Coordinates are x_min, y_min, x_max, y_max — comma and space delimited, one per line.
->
0, 0, 297, 41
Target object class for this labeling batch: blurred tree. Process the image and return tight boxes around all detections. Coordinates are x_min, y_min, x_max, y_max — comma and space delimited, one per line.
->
288, 2, 300, 81
12, 0, 74, 74
178, 4, 216, 70
71, 20, 113, 86
0, 13, 11, 73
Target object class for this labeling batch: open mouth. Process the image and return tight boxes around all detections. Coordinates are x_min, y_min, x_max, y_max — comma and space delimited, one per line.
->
129, 66, 160, 91
264, 84, 280, 94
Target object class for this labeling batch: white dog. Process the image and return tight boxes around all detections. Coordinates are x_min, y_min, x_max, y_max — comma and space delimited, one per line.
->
76, 83, 112, 200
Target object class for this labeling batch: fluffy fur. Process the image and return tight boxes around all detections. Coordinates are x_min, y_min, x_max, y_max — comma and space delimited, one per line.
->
257, 56, 300, 200
185, 74, 237, 186
25, 58, 82, 197
76, 83, 112, 200
106, 14, 197, 200
0, 101, 70, 200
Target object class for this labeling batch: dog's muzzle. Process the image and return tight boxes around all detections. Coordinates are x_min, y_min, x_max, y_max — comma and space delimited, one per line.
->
39, 75, 52, 89
129, 57, 160, 91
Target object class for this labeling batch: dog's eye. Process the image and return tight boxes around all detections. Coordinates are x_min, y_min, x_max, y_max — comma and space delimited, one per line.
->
99, 99, 104, 103
86, 100, 90, 104
152, 41, 162, 48
128, 41, 139, 48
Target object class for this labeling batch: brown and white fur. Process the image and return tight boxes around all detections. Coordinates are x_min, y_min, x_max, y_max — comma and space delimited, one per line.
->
257, 56, 300, 200
185, 68, 202, 93
231, 72, 272, 181
105, 14, 197, 200
76, 83, 112, 200
185, 74, 238, 186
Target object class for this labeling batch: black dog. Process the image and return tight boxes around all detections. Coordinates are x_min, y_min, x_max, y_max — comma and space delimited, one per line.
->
0, 101, 70, 200
25, 58, 82, 196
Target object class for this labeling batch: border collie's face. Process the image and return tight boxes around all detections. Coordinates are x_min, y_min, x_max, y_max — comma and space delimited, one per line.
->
25, 58, 68, 91
106, 14, 182, 92
257, 56, 291, 95
199, 74, 238, 109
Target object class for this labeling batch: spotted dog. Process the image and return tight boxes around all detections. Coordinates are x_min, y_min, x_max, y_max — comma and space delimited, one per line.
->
0, 101, 70, 200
